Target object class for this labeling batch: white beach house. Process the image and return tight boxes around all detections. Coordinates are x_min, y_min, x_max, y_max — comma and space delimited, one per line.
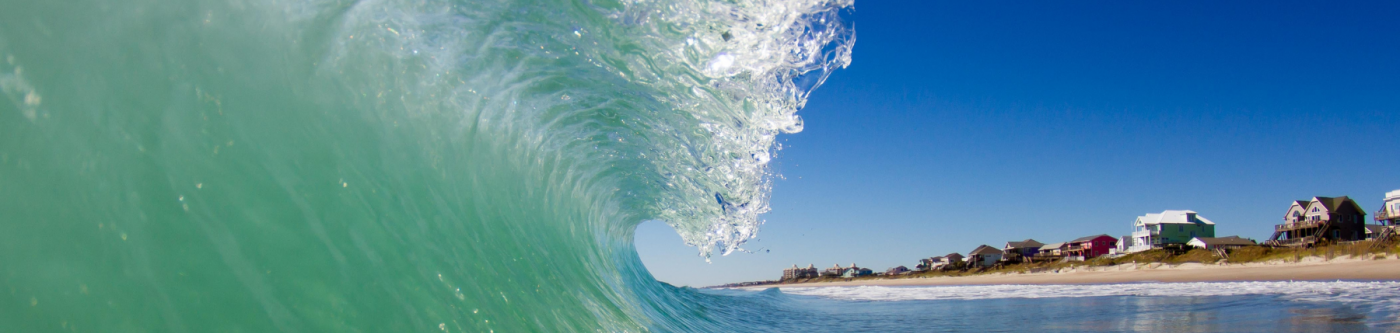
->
1186, 236, 1256, 250
1127, 210, 1216, 253
1378, 189, 1400, 226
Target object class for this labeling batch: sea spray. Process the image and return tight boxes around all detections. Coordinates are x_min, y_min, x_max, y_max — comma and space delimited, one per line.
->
0, 0, 853, 331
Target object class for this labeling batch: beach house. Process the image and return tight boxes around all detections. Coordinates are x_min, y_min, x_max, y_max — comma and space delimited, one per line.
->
943, 253, 964, 264
1186, 236, 1256, 250
1066, 234, 1117, 259
1113, 235, 1133, 254
1001, 239, 1044, 264
885, 266, 910, 276
1377, 189, 1400, 226
917, 257, 937, 271
920, 253, 965, 271
1035, 242, 1067, 261
967, 245, 1003, 268
840, 264, 873, 278
1267, 196, 1368, 247
1126, 210, 1217, 253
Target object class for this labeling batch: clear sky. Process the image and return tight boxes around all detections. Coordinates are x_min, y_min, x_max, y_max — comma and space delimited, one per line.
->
636, 1, 1400, 287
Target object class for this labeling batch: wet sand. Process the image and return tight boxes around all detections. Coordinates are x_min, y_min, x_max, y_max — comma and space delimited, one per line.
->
762, 256, 1400, 288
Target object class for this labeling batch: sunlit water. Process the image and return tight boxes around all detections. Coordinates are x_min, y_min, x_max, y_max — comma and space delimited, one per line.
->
709, 281, 1400, 332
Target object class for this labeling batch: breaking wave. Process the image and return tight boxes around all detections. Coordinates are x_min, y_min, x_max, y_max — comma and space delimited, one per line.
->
0, 0, 852, 331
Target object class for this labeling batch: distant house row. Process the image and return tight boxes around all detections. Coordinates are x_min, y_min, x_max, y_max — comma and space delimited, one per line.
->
778, 189, 1400, 281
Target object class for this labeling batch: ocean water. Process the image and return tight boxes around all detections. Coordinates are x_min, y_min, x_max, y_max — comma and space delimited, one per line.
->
0, 0, 852, 331
708, 281, 1400, 332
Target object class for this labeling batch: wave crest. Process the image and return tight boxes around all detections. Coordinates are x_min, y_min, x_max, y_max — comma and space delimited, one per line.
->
318, 0, 855, 257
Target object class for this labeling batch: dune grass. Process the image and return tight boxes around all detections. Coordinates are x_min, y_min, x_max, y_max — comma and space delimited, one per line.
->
775, 240, 1400, 286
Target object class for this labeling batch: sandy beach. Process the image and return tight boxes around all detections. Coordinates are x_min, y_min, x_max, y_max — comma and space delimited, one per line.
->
760, 255, 1400, 288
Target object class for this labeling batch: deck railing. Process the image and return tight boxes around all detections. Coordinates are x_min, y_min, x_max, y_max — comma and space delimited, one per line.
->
1275, 219, 1328, 231
1265, 236, 1315, 247
1376, 210, 1399, 221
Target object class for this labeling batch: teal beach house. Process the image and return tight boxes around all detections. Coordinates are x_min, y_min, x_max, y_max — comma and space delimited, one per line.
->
1126, 210, 1216, 253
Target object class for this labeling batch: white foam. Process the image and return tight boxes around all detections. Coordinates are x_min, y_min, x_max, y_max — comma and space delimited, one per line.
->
783, 281, 1400, 311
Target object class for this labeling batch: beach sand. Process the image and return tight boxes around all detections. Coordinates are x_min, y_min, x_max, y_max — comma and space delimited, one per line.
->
763, 255, 1400, 288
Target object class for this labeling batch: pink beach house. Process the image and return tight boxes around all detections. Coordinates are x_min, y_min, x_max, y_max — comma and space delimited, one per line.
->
1067, 234, 1118, 259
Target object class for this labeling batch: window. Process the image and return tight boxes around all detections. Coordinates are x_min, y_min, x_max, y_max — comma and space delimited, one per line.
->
1178, 225, 1183, 232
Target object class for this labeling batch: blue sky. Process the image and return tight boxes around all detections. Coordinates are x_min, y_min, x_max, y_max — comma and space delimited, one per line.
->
637, 1, 1400, 287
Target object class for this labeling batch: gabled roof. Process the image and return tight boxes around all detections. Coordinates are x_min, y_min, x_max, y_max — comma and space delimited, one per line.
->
1005, 239, 1044, 249
1137, 210, 1215, 225
1190, 236, 1256, 246
1365, 225, 1388, 234
1039, 242, 1066, 250
1310, 196, 1365, 214
969, 245, 1004, 255
1070, 234, 1115, 243
944, 252, 964, 259
1284, 201, 1310, 218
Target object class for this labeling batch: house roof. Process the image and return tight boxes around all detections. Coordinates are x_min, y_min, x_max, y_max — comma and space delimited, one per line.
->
1311, 196, 1365, 213
1005, 239, 1044, 249
1365, 225, 1388, 234
1137, 210, 1215, 225
1190, 236, 1256, 246
1039, 242, 1066, 250
1070, 234, 1115, 243
944, 253, 963, 258
969, 245, 1004, 255
1387, 190, 1400, 201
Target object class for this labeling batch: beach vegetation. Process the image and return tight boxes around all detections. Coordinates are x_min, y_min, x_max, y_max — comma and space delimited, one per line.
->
765, 239, 1400, 287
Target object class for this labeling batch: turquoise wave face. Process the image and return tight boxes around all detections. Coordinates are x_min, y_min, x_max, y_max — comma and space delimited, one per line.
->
0, 0, 852, 331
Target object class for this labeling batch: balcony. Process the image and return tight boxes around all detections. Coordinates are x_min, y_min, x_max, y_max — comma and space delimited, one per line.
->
1131, 229, 1159, 238
1275, 219, 1328, 231
1376, 210, 1399, 222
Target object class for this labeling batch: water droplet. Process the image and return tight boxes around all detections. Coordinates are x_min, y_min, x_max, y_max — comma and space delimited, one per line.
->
23, 90, 40, 106
708, 53, 735, 73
